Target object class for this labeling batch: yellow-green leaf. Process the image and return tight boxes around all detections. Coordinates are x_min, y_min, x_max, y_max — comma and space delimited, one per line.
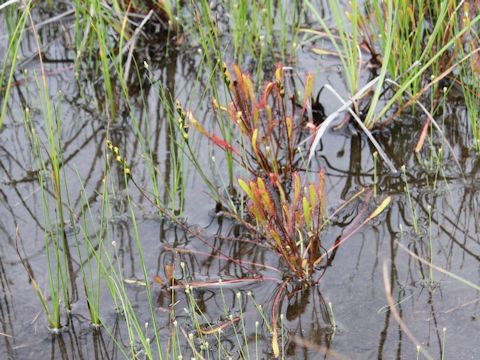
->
275, 65, 283, 83
286, 116, 293, 141
238, 179, 253, 200
251, 128, 259, 158
266, 105, 273, 124
303, 73, 313, 107
366, 196, 392, 221
257, 178, 275, 216
243, 74, 254, 102
311, 47, 341, 57
253, 107, 259, 129
293, 172, 301, 207
272, 329, 280, 358
303, 196, 311, 229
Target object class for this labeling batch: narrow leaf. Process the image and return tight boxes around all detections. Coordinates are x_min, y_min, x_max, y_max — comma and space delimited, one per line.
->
238, 179, 253, 200
303, 196, 311, 229
366, 196, 392, 221
303, 73, 314, 109
272, 329, 280, 358
415, 119, 430, 153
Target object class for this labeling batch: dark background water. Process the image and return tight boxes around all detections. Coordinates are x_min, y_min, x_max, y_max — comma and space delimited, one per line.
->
1, 2, 480, 359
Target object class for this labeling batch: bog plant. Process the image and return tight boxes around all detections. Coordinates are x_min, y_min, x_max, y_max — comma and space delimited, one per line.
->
238, 172, 326, 282
178, 65, 325, 282
183, 64, 315, 177
181, 64, 391, 284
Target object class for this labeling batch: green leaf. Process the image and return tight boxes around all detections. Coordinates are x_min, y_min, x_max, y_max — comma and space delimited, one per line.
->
238, 179, 253, 200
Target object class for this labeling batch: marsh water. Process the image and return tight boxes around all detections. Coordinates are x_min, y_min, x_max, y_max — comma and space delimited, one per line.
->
1, 3, 480, 360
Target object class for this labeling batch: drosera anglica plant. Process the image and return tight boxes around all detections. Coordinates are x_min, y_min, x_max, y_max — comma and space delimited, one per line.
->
181, 64, 393, 285
238, 172, 326, 282
173, 63, 319, 218
181, 64, 316, 183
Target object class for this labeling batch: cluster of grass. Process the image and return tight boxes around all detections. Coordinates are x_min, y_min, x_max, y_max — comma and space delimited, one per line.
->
2, 0, 480, 359
1, 0, 311, 357
304, 0, 480, 152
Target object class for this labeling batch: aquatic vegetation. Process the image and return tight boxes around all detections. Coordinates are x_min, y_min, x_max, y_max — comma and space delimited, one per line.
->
306, 0, 480, 152
239, 172, 326, 281
183, 64, 392, 285
216, 63, 311, 177
2, 1, 480, 359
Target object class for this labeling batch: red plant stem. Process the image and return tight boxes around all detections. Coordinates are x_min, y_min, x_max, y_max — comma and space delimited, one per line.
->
342, 189, 372, 236
316, 216, 373, 265
169, 275, 280, 290
271, 280, 289, 345
315, 190, 373, 265
162, 245, 282, 273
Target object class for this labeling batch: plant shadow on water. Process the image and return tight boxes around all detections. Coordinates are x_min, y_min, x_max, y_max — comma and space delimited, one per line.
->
1, 1, 480, 360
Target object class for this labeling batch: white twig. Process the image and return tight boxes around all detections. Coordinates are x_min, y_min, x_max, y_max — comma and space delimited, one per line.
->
0, 0, 20, 12
322, 84, 398, 173
123, 10, 154, 80
306, 76, 381, 161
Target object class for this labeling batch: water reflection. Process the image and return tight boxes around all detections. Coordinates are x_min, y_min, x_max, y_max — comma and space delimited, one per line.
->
1, 4, 480, 360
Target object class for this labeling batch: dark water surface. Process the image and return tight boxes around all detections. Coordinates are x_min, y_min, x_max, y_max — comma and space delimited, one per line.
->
1, 3, 480, 360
